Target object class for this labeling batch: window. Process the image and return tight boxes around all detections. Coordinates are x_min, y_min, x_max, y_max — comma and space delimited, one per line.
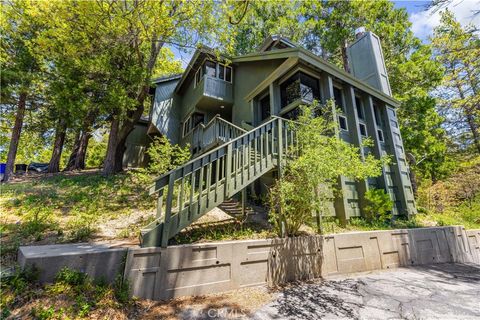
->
373, 104, 382, 126
333, 87, 345, 112
355, 96, 364, 120
280, 72, 320, 108
377, 129, 384, 142
204, 60, 216, 77
183, 112, 205, 136
339, 115, 348, 131
196, 61, 232, 87
218, 63, 232, 83
359, 123, 367, 137
259, 94, 270, 122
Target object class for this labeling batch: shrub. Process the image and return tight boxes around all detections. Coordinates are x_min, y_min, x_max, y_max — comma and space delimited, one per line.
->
268, 101, 387, 236
363, 189, 394, 223
147, 136, 190, 175
55, 267, 88, 286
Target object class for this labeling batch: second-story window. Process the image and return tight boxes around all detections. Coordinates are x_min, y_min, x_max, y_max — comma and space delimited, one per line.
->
355, 96, 364, 120
280, 71, 320, 108
218, 63, 232, 82
333, 87, 345, 113
204, 60, 216, 77
195, 60, 233, 87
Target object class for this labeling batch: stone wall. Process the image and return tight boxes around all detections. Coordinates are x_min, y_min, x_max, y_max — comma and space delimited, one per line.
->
125, 226, 480, 300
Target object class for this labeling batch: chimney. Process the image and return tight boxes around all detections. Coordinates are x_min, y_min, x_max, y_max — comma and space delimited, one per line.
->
347, 29, 392, 96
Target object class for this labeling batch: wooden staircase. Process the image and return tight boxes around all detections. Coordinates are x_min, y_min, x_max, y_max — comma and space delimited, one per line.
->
141, 117, 297, 247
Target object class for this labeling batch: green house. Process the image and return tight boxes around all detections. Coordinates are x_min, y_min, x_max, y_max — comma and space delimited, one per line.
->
131, 32, 416, 247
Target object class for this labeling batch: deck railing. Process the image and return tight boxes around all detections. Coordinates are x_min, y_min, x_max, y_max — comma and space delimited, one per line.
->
142, 116, 298, 247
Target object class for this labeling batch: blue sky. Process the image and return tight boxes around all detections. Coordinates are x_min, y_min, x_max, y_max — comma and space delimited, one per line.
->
171, 0, 479, 66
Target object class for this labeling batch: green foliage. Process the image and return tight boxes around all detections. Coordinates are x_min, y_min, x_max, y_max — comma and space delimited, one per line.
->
432, 10, 480, 154
113, 275, 130, 304
363, 189, 394, 223
172, 220, 274, 244
268, 101, 387, 236
55, 267, 88, 287
146, 136, 190, 176
85, 132, 109, 168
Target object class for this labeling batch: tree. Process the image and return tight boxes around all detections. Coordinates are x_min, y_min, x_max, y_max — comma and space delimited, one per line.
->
432, 10, 480, 154
268, 101, 386, 236
0, 0, 44, 181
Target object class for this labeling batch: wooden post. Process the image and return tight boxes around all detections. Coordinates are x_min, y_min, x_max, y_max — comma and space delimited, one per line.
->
161, 174, 176, 248
156, 189, 164, 219
277, 117, 283, 177
241, 188, 246, 218
225, 144, 232, 198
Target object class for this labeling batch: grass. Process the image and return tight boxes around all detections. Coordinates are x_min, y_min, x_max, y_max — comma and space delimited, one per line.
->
0, 171, 156, 266
1, 267, 131, 319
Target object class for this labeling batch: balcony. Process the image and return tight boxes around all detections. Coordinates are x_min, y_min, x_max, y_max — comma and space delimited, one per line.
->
194, 75, 233, 110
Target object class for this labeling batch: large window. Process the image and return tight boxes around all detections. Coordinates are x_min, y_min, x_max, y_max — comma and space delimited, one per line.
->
259, 94, 271, 122
333, 87, 345, 112
195, 60, 233, 87
355, 96, 364, 120
183, 112, 205, 136
280, 72, 320, 108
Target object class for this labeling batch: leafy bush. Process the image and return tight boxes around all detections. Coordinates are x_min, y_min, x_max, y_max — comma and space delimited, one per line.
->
268, 101, 387, 236
363, 189, 394, 223
55, 267, 88, 286
147, 135, 190, 175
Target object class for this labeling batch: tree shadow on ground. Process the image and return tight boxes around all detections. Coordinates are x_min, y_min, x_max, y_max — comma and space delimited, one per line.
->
268, 279, 363, 320
409, 262, 480, 284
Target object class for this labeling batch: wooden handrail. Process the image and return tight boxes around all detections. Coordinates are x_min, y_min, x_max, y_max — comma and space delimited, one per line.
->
142, 116, 299, 247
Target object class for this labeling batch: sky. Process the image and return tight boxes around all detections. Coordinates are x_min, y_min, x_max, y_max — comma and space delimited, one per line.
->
171, 0, 480, 66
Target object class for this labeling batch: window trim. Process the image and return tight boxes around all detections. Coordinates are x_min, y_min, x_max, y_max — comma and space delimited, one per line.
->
333, 85, 346, 114
338, 115, 348, 131
182, 110, 206, 137
279, 69, 321, 108
217, 62, 233, 83
355, 95, 365, 120
377, 129, 385, 142
359, 123, 368, 137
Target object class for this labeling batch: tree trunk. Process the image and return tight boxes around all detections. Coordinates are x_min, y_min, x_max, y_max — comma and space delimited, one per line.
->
103, 117, 120, 175
466, 111, 480, 154
102, 39, 164, 175
64, 131, 81, 171
75, 131, 90, 170
47, 118, 67, 173
3, 92, 27, 182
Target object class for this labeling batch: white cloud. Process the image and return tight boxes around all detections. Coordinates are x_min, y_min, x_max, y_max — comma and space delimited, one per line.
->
410, 0, 480, 41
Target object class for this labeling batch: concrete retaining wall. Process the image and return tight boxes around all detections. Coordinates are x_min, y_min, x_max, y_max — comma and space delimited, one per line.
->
125, 226, 480, 300
17, 226, 480, 299
18, 243, 128, 283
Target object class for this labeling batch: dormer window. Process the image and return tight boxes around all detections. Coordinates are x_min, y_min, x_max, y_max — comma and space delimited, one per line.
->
195, 60, 233, 87
280, 71, 320, 108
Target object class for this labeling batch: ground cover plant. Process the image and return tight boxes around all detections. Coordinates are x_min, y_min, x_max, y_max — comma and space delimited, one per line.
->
0, 171, 156, 266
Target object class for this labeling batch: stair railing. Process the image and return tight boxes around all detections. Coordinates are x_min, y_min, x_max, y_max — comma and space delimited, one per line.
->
191, 115, 247, 155
142, 116, 298, 247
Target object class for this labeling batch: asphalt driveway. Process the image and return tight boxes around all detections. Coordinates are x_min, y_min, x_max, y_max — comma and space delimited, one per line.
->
253, 263, 480, 320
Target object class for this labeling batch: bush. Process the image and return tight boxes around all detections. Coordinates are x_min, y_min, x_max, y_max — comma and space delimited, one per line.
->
363, 189, 394, 223
55, 267, 88, 286
268, 102, 387, 236
147, 136, 190, 175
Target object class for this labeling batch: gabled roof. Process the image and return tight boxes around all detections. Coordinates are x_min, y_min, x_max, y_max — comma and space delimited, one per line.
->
258, 35, 297, 52
236, 48, 399, 107
170, 39, 400, 107
174, 46, 231, 94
